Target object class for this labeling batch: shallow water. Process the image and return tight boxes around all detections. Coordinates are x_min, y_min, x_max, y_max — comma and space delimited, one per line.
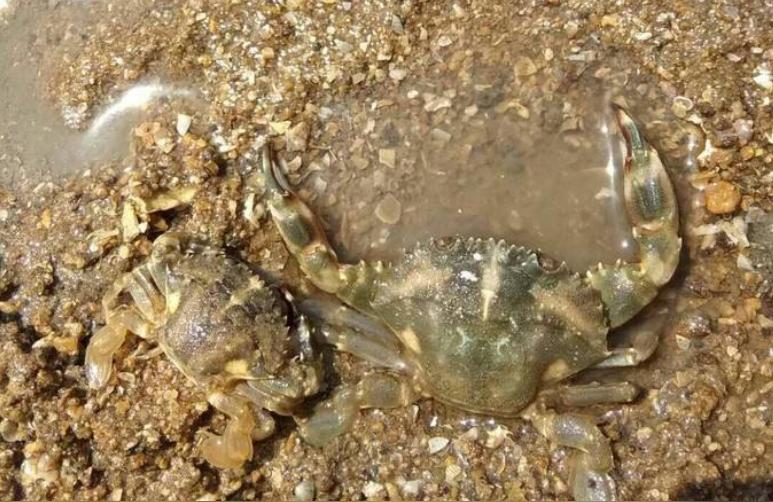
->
324, 95, 639, 271
0, 1, 203, 189
0, 2, 653, 273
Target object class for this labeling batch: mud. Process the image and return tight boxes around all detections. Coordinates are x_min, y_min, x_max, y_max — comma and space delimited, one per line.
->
0, 0, 771, 500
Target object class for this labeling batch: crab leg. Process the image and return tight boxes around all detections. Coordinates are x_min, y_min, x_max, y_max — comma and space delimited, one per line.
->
200, 392, 261, 469
261, 145, 388, 313
261, 145, 351, 293
587, 105, 681, 328
85, 306, 155, 388
529, 411, 617, 501
296, 371, 415, 447
298, 296, 408, 371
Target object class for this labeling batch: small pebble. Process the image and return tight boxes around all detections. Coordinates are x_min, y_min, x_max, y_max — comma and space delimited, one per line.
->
484, 425, 511, 449
705, 181, 741, 214
428, 436, 450, 454
389, 68, 407, 81
429, 128, 452, 144
375, 194, 402, 224
445, 464, 462, 483
286, 121, 310, 152
600, 14, 619, 27
437, 35, 453, 47
293, 480, 315, 501
401, 479, 422, 497
513, 56, 537, 77
378, 148, 396, 168
671, 96, 693, 118
362, 481, 384, 498
176, 114, 192, 136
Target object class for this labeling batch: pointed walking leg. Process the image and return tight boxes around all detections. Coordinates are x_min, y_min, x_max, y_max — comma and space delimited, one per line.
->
200, 392, 266, 469
528, 411, 617, 501
297, 371, 415, 447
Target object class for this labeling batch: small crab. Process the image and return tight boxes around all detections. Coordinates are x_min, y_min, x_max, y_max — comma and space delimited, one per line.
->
261, 105, 681, 501
84, 233, 323, 469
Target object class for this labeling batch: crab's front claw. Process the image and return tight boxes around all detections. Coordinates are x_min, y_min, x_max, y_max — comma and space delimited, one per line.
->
588, 105, 681, 328
261, 145, 347, 294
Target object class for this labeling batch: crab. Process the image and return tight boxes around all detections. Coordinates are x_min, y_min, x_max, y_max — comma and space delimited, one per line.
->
261, 104, 681, 501
84, 232, 324, 469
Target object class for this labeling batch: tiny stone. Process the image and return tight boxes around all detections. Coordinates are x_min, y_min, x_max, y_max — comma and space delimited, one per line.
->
671, 96, 694, 118
0, 419, 23, 442
428, 436, 450, 454
362, 481, 384, 498
740, 145, 755, 161
378, 148, 396, 168
375, 194, 402, 225
437, 35, 453, 47
389, 68, 407, 81
675, 334, 691, 350
176, 114, 192, 136
445, 464, 462, 483
452, 3, 466, 18
484, 425, 511, 449
429, 128, 452, 144
286, 121, 310, 152
705, 181, 741, 214
513, 56, 537, 76
600, 14, 619, 27
401, 480, 422, 497
752, 64, 772, 90
636, 427, 653, 441
293, 480, 315, 501
424, 95, 452, 112
634, 32, 653, 41
270, 121, 291, 135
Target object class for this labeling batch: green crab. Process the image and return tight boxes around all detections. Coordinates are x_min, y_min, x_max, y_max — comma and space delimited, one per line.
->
84, 233, 324, 469
262, 104, 681, 501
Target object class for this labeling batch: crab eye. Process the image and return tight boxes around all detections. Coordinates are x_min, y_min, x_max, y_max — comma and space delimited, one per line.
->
432, 237, 455, 251
536, 252, 562, 272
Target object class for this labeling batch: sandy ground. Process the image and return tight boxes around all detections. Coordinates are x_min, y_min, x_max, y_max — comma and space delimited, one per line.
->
0, 0, 771, 500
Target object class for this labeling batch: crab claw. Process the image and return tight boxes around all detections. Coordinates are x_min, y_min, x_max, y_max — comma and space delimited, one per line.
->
588, 105, 681, 328
261, 145, 353, 294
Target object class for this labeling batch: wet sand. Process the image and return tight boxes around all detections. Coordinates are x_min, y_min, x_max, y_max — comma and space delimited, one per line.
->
0, 0, 771, 500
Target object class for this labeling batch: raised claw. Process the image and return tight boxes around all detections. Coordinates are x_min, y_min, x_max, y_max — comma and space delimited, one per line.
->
588, 105, 681, 327
261, 145, 346, 294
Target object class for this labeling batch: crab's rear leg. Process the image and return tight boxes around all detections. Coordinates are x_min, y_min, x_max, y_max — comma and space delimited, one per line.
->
528, 411, 618, 501
588, 105, 681, 328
